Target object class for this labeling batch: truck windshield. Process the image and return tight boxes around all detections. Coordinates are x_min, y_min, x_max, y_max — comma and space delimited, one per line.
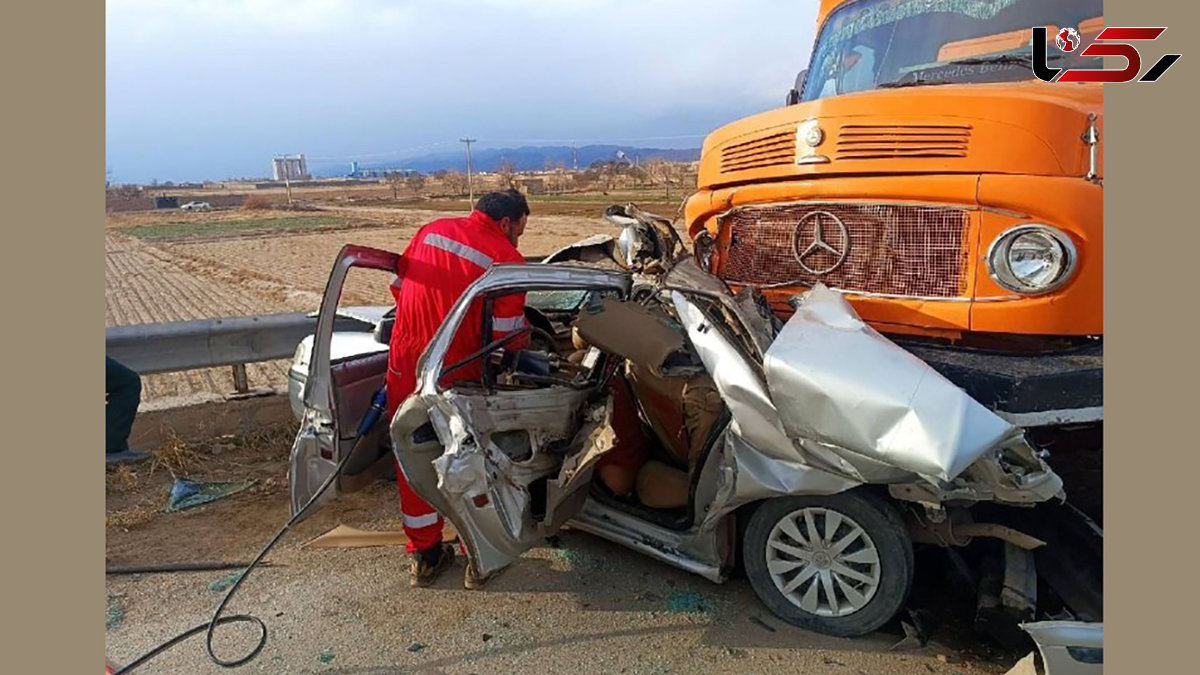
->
801, 0, 1104, 101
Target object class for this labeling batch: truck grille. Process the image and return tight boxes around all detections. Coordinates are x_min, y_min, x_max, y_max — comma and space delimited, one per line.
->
720, 131, 796, 172
720, 203, 971, 298
835, 124, 971, 160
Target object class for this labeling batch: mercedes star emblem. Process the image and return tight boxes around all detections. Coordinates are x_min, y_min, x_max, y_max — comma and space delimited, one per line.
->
791, 210, 850, 275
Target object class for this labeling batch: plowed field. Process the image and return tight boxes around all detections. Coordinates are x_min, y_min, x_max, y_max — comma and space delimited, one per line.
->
105, 207, 608, 404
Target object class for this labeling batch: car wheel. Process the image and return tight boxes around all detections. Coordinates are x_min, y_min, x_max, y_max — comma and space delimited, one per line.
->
742, 491, 913, 637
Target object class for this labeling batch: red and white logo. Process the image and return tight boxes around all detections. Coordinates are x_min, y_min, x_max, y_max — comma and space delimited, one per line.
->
1032, 26, 1181, 83
1056, 27, 1081, 52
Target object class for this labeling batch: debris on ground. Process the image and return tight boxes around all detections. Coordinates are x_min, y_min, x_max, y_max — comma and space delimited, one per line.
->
302, 523, 457, 549
149, 434, 206, 477
481, 633, 493, 642
556, 548, 583, 565
407, 642, 427, 653
208, 571, 244, 592
890, 620, 930, 651
162, 478, 256, 513
106, 601, 125, 630
106, 501, 161, 529
665, 591, 709, 614
303, 525, 409, 549
317, 649, 336, 664
109, 465, 139, 492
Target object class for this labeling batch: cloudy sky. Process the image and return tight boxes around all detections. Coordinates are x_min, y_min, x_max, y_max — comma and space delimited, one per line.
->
106, 0, 818, 184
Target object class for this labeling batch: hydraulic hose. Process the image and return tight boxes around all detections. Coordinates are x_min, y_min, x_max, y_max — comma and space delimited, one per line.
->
111, 386, 389, 674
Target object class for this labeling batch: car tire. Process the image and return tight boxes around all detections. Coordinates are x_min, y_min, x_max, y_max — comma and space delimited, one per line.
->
742, 491, 913, 637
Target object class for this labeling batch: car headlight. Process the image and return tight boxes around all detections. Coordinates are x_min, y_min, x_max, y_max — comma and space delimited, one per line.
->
986, 224, 1077, 294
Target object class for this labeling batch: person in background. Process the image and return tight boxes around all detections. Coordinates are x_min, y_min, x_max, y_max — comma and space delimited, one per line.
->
107, 356, 150, 464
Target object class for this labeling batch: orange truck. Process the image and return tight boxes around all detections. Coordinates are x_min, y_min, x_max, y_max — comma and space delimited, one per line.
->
684, 0, 1103, 462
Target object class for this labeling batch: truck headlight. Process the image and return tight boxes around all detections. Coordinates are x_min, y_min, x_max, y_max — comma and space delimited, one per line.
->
986, 225, 1077, 294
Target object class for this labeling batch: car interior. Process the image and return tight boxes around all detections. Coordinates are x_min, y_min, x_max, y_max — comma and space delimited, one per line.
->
430, 285, 732, 533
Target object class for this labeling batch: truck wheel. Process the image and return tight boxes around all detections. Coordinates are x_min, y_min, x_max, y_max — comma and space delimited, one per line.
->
742, 491, 913, 637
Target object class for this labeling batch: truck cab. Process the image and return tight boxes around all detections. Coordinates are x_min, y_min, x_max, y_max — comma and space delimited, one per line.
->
684, 0, 1103, 431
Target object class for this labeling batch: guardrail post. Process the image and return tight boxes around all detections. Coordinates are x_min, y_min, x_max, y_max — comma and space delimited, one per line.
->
231, 364, 249, 394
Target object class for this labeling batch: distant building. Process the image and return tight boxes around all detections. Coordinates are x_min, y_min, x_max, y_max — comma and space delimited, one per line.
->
272, 154, 310, 181
516, 177, 546, 195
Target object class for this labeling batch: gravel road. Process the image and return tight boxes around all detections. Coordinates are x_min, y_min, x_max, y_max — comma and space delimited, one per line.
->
106, 480, 1012, 675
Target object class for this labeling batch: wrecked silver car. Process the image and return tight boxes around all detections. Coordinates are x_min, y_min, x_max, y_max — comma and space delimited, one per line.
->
289, 205, 1074, 637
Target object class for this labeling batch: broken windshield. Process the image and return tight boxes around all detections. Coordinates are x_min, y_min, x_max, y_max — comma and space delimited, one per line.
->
801, 0, 1103, 101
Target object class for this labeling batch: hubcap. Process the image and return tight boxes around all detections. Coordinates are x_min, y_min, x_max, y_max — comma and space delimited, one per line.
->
765, 507, 881, 617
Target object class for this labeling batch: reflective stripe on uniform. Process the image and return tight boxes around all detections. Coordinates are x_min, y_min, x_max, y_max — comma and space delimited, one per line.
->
492, 315, 527, 332
402, 511, 441, 529
423, 233, 494, 269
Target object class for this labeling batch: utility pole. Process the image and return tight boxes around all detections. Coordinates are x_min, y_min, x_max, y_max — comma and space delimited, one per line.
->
459, 137, 476, 204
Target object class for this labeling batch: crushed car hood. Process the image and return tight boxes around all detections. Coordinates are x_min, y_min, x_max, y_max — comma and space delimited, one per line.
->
763, 285, 1019, 483
662, 251, 1043, 489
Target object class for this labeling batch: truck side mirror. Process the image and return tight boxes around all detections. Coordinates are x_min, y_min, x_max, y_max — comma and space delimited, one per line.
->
786, 69, 808, 105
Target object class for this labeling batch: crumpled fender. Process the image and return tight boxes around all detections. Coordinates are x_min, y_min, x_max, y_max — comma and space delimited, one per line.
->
764, 285, 1019, 483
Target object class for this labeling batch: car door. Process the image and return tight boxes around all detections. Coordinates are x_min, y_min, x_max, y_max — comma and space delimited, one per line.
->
393, 264, 631, 577
288, 244, 400, 517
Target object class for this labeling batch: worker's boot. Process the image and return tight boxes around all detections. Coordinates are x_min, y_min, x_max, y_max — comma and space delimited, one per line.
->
106, 450, 151, 465
464, 560, 501, 590
409, 543, 455, 588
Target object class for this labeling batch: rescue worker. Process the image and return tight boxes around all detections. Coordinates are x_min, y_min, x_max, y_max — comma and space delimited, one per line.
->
386, 189, 531, 588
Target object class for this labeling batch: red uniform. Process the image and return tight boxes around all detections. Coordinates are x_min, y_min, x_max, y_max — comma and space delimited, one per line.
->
387, 209, 528, 552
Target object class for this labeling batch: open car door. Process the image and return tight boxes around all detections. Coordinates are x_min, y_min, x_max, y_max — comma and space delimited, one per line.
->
288, 245, 400, 517
392, 264, 632, 577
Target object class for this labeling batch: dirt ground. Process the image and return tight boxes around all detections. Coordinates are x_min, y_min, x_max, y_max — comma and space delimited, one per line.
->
105, 431, 1021, 675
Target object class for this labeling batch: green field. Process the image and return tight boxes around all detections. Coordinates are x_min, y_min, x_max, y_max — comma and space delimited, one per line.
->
125, 216, 349, 240
395, 191, 681, 218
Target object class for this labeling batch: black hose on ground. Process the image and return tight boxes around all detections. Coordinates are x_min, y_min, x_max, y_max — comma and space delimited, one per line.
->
105, 561, 275, 575
111, 387, 389, 673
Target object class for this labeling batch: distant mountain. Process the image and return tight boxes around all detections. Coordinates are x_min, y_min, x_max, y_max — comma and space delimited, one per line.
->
321, 144, 699, 176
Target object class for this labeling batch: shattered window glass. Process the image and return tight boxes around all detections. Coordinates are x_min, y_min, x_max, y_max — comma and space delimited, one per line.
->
527, 290, 588, 313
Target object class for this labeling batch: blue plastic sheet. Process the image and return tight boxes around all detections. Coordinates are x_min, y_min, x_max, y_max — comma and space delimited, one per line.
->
162, 478, 256, 513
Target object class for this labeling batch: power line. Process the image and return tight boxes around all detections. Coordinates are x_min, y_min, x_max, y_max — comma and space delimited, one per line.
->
459, 138, 476, 204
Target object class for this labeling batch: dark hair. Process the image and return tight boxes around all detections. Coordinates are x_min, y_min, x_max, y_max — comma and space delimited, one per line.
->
475, 189, 530, 222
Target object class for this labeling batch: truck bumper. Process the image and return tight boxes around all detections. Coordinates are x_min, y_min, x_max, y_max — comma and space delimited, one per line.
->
897, 340, 1102, 428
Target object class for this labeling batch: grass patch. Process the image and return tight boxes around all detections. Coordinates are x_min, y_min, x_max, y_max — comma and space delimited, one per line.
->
125, 216, 348, 240
148, 433, 206, 478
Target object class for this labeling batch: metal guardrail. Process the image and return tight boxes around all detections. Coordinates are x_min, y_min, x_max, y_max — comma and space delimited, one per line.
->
107, 257, 541, 390
105, 312, 370, 387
